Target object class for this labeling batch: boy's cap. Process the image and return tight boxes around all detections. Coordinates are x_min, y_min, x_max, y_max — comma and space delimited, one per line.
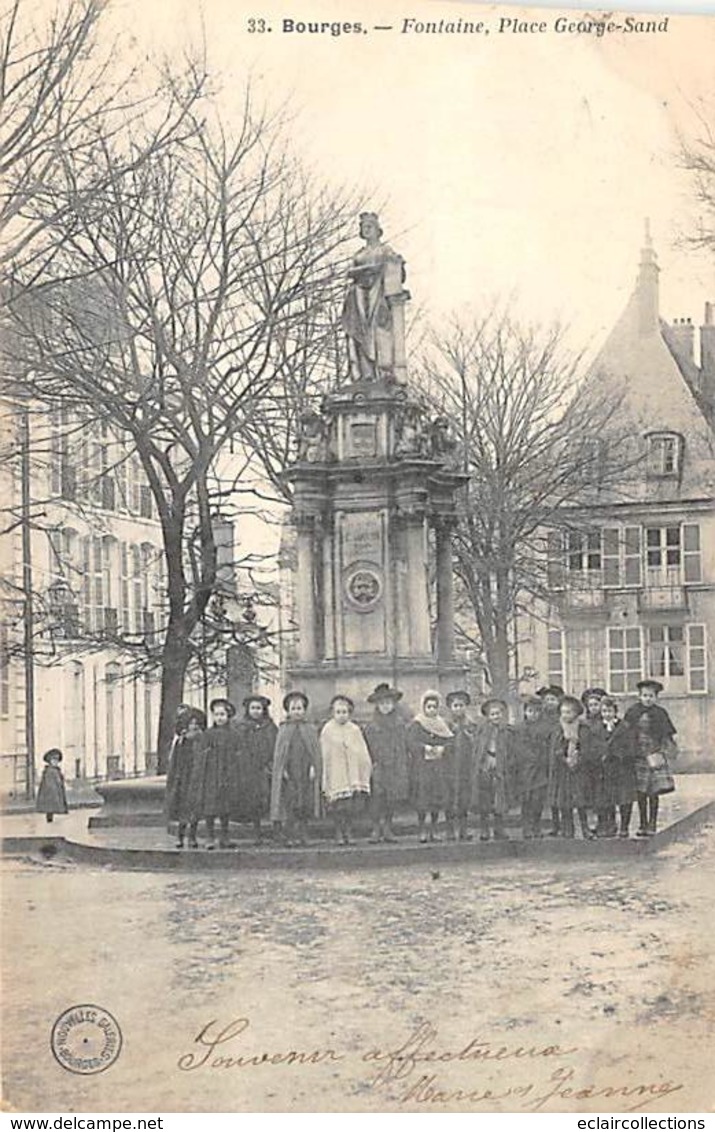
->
446, 690, 471, 707
637, 679, 663, 694
42, 748, 63, 763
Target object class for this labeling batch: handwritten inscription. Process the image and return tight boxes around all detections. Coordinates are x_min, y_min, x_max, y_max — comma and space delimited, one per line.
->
176, 1018, 684, 1111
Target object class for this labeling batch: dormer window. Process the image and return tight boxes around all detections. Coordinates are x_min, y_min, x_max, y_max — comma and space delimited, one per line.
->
646, 431, 683, 477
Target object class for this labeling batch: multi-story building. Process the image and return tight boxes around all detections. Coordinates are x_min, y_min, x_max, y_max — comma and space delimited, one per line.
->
524, 230, 715, 766
0, 403, 166, 799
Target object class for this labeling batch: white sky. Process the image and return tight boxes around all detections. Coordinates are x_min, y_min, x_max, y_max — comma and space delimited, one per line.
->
102, 0, 715, 360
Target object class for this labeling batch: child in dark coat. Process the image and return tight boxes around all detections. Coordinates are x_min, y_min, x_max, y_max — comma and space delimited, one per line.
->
363, 683, 410, 843
36, 749, 68, 822
625, 680, 677, 837
165, 707, 206, 847
547, 696, 599, 839
188, 698, 240, 849
515, 696, 550, 839
597, 696, 637, 838
269, 691, 322, 846
407, 691, 454, 842
235, 695, 278, 844
536, 685, 565, 836
472, 699, 518, 841
444, 690, 479, 841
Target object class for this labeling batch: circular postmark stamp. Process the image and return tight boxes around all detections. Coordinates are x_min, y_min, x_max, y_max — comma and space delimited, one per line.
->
51, 1004, 122, 1075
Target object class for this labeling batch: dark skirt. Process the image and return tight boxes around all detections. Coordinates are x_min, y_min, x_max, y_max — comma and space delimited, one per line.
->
187, 729, 240, 818
36, 766, 68, 815
412, 757, 448, 811
444, 744, 475, 815
601, 755, 637, 807
283, 742, 317, 821
547, 759, 591, 810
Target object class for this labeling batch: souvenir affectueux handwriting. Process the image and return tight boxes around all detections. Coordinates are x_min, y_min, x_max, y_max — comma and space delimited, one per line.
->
176, 1018, 684, 1110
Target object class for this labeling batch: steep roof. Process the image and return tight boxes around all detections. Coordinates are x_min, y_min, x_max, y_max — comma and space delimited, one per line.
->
583, 226, 715, 502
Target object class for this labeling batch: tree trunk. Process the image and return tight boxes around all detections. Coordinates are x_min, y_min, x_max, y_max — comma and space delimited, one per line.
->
488, 567, 512, 699
156, 512, 190, 774
156, 615, 191, 774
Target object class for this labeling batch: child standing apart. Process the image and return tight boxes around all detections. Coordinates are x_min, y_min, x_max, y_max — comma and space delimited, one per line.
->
270, 691, 322, 846
598, 697, 637, 838
363, 683, 410, 843
320, 695, 372, 846
626, 680, 677, 837
407, 691, 454, 843
472, 699, 517, 841
515, 696, 550, 839
166, 707, 206, 847
235, 695, 278, 845
36, 749, 68, 823
445, 690, 479, 841
547, 696, 598, 839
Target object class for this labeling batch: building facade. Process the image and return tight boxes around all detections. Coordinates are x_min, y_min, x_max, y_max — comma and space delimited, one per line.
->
0, 404, 166, 800
523, 231, 715, 766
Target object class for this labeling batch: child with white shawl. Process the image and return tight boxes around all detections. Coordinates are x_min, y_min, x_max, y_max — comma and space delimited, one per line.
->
320, 695, 373, 846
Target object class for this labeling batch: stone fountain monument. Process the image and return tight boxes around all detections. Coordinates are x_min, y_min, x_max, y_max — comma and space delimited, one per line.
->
283, 213, 468, 714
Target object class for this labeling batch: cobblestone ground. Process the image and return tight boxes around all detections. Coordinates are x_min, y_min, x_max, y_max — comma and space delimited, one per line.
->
2, 824, 714, 1113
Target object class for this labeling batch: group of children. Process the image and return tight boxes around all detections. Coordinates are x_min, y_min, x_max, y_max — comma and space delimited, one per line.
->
160, 677, 677, 847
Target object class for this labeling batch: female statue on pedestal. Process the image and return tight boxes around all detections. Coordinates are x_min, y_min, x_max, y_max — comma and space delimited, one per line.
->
341, 212, 406, 383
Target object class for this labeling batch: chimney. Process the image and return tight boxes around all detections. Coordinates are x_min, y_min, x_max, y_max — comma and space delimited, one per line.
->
669, 317, 695, 364
701, 301, 715, 405
637, 219, 660, 336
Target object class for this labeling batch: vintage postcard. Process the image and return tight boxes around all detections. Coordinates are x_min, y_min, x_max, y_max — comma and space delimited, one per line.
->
1, 0, 714, 1116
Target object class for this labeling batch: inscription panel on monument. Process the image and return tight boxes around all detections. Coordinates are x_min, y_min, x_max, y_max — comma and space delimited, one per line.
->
338, 511, 387, 655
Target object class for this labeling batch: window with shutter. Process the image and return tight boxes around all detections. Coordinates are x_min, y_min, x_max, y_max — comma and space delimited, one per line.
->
602, 527, 620, 587
547, 628, 565, 687
683, 524, 702, 583
687, 624, 707, 693
624, 526, 642, 586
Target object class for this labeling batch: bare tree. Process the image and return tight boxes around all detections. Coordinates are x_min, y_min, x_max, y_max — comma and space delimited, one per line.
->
4, 88, 360, 768
0, 0, 207, 285
679, 101, 715, 256
418, 309, 640, 697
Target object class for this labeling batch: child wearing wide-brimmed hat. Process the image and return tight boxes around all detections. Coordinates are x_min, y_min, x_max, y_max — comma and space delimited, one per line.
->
363, 684, 410, 843
36, 749, 68, 823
